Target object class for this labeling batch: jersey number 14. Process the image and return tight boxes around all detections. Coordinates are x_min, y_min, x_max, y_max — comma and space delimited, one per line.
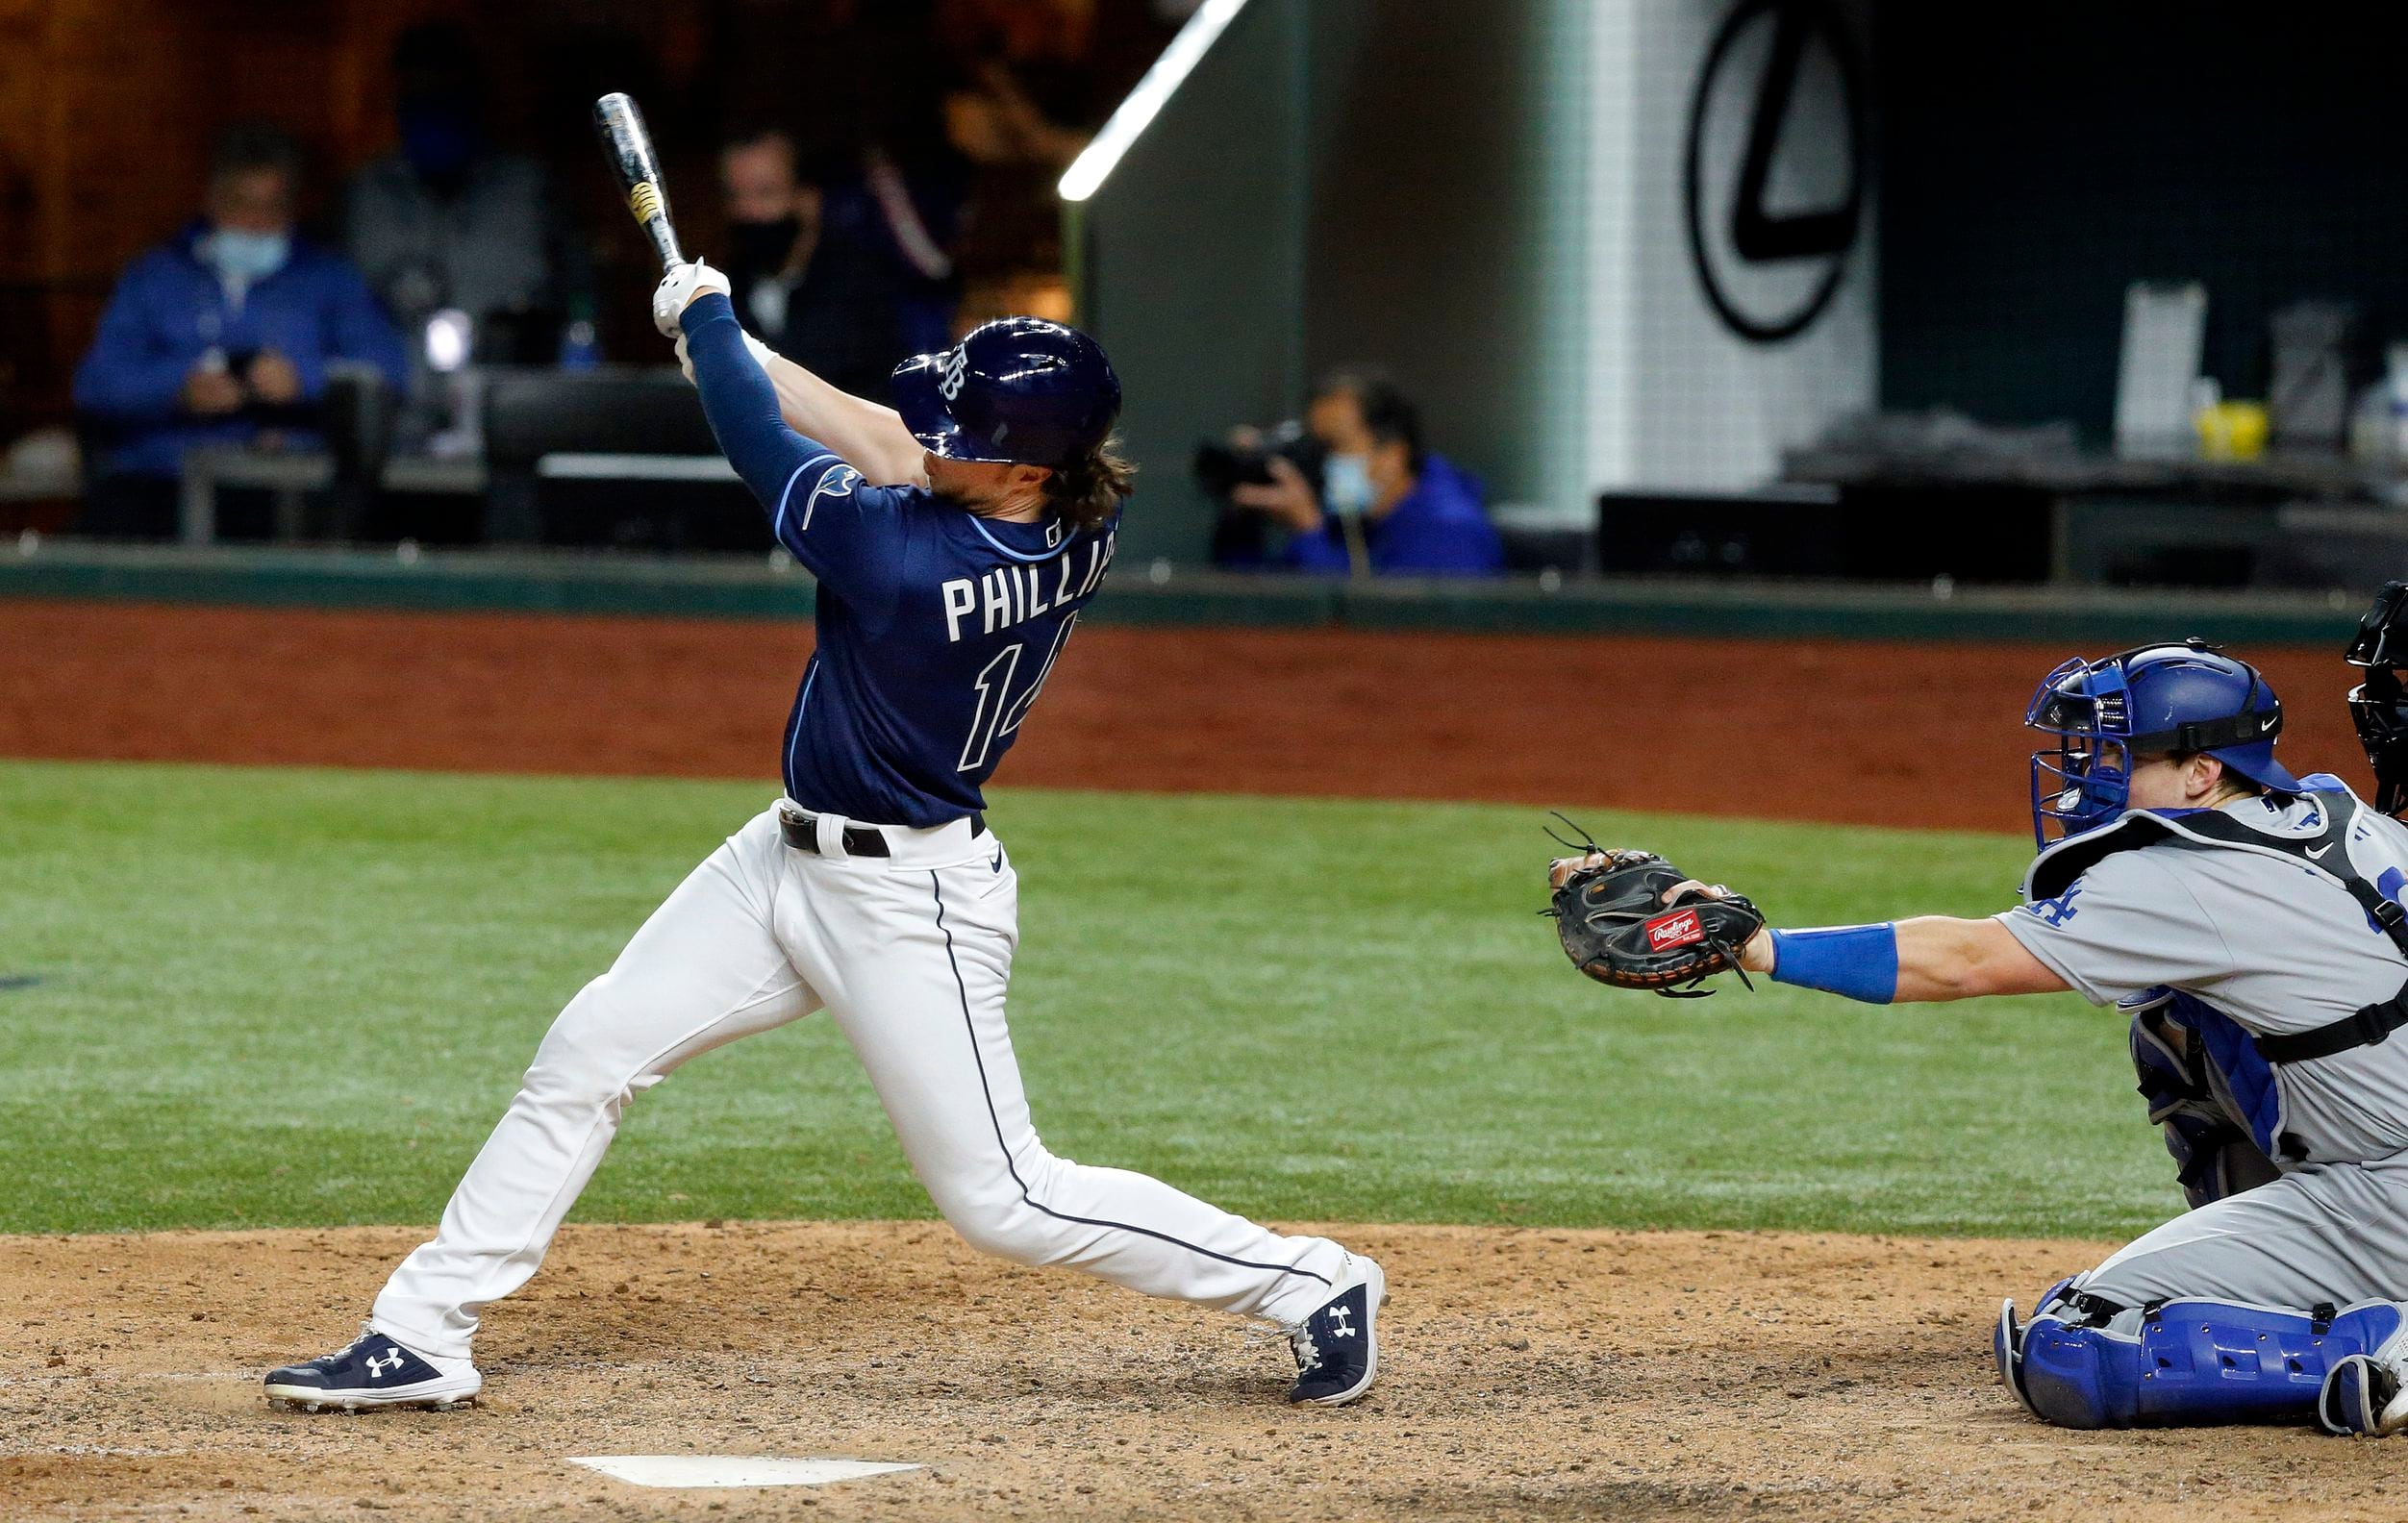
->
958, 614, 1080, 772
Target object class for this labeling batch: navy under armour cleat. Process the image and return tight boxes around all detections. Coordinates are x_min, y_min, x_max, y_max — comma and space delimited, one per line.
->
2321, 1354, 2408, 1436
263, 1325, 481, 1412
1284, 1256, 1386, 1407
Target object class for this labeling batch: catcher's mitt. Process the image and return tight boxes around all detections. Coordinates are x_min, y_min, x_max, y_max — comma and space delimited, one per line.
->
1544, 832, 1765, 999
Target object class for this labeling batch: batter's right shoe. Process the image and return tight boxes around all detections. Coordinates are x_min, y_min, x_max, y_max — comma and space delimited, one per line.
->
2321, 1354, 2408, 1436
1283, 1255, 1386, 1407
263, 1325, 481, 1412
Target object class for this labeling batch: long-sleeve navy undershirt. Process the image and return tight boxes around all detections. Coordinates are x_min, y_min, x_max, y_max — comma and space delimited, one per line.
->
679, 289, 902, 615
680, 291, 820, 504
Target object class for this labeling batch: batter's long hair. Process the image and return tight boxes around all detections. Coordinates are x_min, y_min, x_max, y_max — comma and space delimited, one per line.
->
1045, 437, 1136, 532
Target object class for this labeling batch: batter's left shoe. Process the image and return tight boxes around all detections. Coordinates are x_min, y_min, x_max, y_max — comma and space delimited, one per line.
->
2321, 1354, 2408, 1436
1283, 1255, 1386, 1407
263, 1326, 481, 1412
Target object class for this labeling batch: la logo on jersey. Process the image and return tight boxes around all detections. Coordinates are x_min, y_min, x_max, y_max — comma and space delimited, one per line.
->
2022, 883, 2084, 928
1645, 909, 1705, 952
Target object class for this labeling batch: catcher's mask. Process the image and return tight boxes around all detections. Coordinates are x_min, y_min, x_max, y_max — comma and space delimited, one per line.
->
2346, 580, 2408, 816
2025, 637, 2299, 848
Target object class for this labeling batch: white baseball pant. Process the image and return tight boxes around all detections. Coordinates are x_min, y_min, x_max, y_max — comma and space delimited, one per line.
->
371, 803, 1351, 1359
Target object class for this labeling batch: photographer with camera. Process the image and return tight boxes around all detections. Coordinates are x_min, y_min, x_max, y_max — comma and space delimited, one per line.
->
1200, 368, 1502, 577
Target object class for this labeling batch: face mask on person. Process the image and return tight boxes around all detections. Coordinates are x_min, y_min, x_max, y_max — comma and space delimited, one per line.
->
199, 228, 291, 285
728, 214, 803, 277
1322, 453, 1375, 516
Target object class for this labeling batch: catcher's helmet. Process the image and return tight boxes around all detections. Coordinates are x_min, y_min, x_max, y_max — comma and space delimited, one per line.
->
2024, 637, 2301, 846
2346, 580, 2408, 816
890, 317, 1120, 470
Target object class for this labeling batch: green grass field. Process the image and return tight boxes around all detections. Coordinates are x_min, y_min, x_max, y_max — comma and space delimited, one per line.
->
0, 759, 2174, 1239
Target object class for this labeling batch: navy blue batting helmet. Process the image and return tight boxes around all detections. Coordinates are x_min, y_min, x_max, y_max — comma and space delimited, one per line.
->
2025, 637, 2301, 845
890, 317, 1120, 470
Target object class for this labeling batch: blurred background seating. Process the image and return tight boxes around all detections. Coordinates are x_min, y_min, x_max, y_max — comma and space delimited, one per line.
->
6, 0, 2408, 599
481, 368, 740, 552
0, 0, 1176, 554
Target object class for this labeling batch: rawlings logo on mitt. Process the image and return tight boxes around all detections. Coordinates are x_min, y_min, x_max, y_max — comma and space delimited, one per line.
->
1543, 821, 1764, 999
1643, 908, 1704, 951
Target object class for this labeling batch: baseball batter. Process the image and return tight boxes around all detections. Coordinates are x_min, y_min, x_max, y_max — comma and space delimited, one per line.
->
1549, 635, 2408, 1435
263, 261, 1384, 1411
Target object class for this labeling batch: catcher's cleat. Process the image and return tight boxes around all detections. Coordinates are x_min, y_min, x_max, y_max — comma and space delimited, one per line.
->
2321, 1354, 2408, 1436
1995, 1276, 2079, 1421
1283, 1255, 1386, 1407
263, 1325, 481, 1412
1994, 1300, 2036, 1416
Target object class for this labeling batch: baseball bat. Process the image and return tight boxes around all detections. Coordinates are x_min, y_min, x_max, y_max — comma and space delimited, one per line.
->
592, 91, 685, 270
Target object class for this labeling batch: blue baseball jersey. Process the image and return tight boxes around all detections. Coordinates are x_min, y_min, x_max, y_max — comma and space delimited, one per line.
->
682, 292, 1117, 826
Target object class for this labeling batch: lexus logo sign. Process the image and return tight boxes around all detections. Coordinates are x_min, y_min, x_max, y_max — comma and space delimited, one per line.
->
1683, 0, 1866, 344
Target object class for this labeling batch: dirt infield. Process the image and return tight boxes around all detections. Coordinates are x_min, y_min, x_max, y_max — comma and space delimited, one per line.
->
0, 599, 2369, 833
8, 1220, 2402, 1523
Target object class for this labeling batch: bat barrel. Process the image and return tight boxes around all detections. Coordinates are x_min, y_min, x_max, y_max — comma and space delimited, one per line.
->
593, 92, 684, 269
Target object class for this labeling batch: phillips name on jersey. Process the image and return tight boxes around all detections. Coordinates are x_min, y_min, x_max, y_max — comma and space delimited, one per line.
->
941, 529, 1117, 643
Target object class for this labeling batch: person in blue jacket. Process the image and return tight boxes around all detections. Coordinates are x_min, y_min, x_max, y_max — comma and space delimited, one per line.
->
73, 123, 407, 537
1225, 368, 1503, 576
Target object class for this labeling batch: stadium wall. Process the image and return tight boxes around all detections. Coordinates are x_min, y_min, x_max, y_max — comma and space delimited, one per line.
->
0, 542, 2368, 648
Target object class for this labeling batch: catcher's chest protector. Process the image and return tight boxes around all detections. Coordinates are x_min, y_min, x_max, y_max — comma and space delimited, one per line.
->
2023, 786, 2408, 1166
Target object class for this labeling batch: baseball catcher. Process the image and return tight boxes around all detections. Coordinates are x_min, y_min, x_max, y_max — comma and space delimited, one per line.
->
1550, 609, 2408, 1436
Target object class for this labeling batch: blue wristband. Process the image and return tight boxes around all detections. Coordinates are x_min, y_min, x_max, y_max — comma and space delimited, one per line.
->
1768, 924, 1899, 1004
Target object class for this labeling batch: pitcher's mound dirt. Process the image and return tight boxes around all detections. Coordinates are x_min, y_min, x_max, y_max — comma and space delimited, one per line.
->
5, 1221, 2400, 1522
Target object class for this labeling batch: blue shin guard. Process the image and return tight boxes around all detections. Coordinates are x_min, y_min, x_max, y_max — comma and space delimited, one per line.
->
1997, 1286, 2402, 1429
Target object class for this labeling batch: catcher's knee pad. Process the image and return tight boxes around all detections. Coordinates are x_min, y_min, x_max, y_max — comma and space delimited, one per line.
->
1997, 1282, 2403, 1429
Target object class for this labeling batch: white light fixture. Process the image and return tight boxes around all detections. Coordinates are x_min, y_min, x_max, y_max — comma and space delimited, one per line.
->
423, 308, 474, 373
1057, 0, 1250, 203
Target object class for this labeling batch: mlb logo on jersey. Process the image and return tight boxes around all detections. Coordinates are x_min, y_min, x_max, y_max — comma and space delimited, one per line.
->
1645, 908, 1705, 952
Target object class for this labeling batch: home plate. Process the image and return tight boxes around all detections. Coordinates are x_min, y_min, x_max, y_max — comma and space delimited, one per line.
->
567, 1456, 919, 1489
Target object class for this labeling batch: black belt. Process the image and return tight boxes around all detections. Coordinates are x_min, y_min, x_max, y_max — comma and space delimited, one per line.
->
779, 808, 984, 859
